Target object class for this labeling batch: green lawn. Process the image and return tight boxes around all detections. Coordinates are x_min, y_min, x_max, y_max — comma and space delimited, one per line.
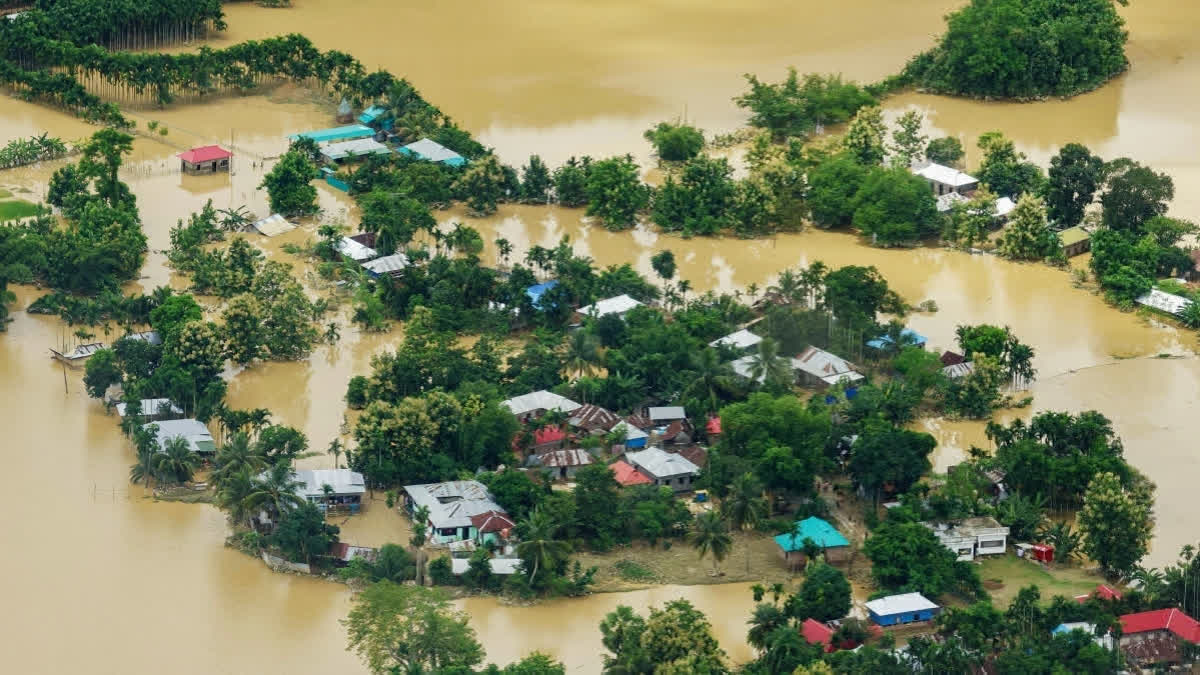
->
977, 554, 1105, 608
0, 199, 41, 221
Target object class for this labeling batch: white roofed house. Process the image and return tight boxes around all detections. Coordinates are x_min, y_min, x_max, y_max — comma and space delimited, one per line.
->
335, 235, 378, 262
791, 346, 865, 389
625, 446, 700, 492
925, 516, 1010, 561
912, 161, 979, 196
402, 480, 511, 546
575, 294, 642, 321
116, 398, 183, 421
293, 469, 367, 513
709, 329, 763, 352
361, 253, 409, 279
501, 390, 581, 422
143, 418, 216, 456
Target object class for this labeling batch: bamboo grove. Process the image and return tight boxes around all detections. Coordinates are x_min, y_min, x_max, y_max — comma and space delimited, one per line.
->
0, 2, 455, 136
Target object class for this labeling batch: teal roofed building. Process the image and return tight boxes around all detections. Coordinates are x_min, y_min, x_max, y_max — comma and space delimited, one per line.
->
399, 138, 466, 167
357, 104, 391, 125
775, 516, 851, 567
287, 125, 374, 144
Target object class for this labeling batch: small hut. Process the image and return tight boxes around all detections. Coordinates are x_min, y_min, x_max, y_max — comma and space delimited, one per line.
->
177, 145, 232, 174
336, 98, 353, 123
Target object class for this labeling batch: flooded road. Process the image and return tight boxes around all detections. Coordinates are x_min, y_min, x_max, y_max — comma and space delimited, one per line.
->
3, 0, 1200, 671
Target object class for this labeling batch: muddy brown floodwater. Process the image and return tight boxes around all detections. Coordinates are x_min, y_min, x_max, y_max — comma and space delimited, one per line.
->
4, 0, 1200, 672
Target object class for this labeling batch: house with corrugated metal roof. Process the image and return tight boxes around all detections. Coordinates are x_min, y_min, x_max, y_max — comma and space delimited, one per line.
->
774, 516, 851, 566
576, 294, 642, 321
866, 592, 940, 626
399, 138, 466, 167
912, 161, 978, 196
177, 145, 231, 174
624, 447, 699, 492
291, 469, 366, 513
792, 346, 864, 388
402, 480, 509, 545
144, 418, 215, 456
528, 448, 594, 480
501, 390, 581, 422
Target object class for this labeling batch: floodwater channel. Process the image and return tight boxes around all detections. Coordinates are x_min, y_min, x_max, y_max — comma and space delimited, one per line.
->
3, 0, 1200, 672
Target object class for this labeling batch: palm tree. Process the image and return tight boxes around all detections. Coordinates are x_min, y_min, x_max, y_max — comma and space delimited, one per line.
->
682, 349, 738, 414
129, 437, 158, 488
244, 461, 304, 520
747, 602, 788, 652
723, 473, 768, 574
691, 510, 732, 575
1037, 521, 1082, 564
768, 268, 803, 305
215, 469, 256, 526
799, 261, 828, 308
516, 506, 570, 585
747, 337, 792, 390
563, 330, 602, 380
327, 438, 344, 470
211, 431, 266, 487
154, 435, 201, 485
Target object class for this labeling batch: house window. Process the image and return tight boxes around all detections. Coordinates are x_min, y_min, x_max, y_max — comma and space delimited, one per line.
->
439, 528, 456, 537
979, 539, 1004, 549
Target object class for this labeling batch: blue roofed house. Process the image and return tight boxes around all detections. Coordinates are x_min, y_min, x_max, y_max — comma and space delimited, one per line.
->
1052, 622, 1114, 650
399, 138, 467, 167
357, 104, 393, 129
775, 516, 851, 567
866, 328, 928, 351
865, 592, 941, 627
525, 280, 559, 309
287, 124, 374, 144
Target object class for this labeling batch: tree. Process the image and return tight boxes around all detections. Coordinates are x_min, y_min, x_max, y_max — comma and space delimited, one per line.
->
842, 106, 886, 166
822, 264, 904, 328
976, 131, 1044, 198
573, 464, 622, 544
851, 167, 939, 246
83, 348, 121, 399
343, 582, 484, 674
790, 561, 852, 622
563, 329, 602, 380
650, 250, 676, 284
944, 187, 996, 249
585, 155, 649, 230
904, 0, 1129, 99
515, 506, 569, 586
998, 194, 1061, 261
154, 435, 201, 484
864, 520, 982, 598
720, 393, 831, 500
519, 155, 552, 203
1100, 158, 1174, 234
553, 156, 589, 207
723, 473, 767, 574
644, 121, 705, 162
652, 155, 737, 236
268, 501, 339, 564
746, 337, 792, 393
149, 293, 202, 345
359, 192, 434, 254
691, 510, 732, 575
889, 110, 927, 168
1045, 143, 1104, 227
735, 69, 875, 141
925, 137, 964, 166
849, 429, 935, 506
259, 150, 317, 217
942, 353, 1006, 418
601, 600, 729, 674
221, 293, 266, 365
455, 155, 506, 216
807, 154, 869, 229
1078, 471, 1155, 578
682, 349, 738, 415
245, 461, 304, 520
211, 431, 267, 487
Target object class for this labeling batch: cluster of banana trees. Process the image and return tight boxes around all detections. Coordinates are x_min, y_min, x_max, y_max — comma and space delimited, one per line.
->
0, 132, 68, 168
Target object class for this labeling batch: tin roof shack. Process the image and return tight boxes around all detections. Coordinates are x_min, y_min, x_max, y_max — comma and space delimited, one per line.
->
251, 213, 296, 237
1136, 288, 1192, 317
1058, 226, 1092, 258
502, 390, 581, 422
288, 125, 374, 144
1118, 608, 1200, 669
357, 104, 393, 129
926, 516, 1009, 561
529, 448, 594, 480
362, 253, 409, 279
335, 234, 379, 262
115, 398, 182, 421
402, 481, 508, 546
399, 138, 466, 167
709, 328, 763, 352
625, 447, 700, 492
144, 418, 215, 456
792, 346, 865, 388
293, 469, 366, 513
450, 556, 521, 576
320, 137, 392, 163
568, 403, 623, 434
912, 161, 979, 196
50, 341, 105, 366
178, 145, 231, 174
774, 516, 851, 567
866, 592, 941, 627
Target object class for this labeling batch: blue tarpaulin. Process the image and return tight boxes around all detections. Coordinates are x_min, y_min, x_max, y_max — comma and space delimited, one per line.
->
526, 281, 559, 309
867, 328, 928, 350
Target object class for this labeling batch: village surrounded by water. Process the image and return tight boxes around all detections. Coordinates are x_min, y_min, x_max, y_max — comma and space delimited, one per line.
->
3, 1, 1200, 674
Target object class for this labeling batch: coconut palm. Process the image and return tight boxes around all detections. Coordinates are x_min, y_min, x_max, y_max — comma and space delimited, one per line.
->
682, 349, 738, 413
215, 468, 256, 526
327, 438, 344, 470
691, 510, 733, 575
768, 268, 804, 305
563, 329, 602, 380
153, 435, 201, 485
244, 461, 304, 520
516, 506, 570, 585
747, 337, 792, 390
747, 602, 788, 652
723, 473, 768, 574
211, 431, 266, 487
129, 427, 159, 488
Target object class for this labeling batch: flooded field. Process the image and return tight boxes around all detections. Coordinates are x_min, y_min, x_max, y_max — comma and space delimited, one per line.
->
3, 0, 1200, 672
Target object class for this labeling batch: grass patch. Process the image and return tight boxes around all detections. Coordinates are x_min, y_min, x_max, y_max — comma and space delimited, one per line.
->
0, 189, 13, 199
614, 559, 660, 583
0, 199, 41, 221
977, 554, 1102, 608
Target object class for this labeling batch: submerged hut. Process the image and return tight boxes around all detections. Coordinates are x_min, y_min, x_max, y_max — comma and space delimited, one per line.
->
177, 145, 232, 174
336, 98, 353, 124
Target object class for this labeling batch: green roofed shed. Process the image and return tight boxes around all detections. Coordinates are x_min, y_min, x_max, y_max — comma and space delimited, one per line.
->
775, 517, 850, 566
1058, 226, 1091, 257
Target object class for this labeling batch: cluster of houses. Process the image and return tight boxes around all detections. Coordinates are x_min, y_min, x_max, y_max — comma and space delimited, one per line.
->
910, 160, 1091, 257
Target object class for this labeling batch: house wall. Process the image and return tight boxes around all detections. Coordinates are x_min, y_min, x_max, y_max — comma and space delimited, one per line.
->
870, 608, 938, 626
651, 473, 693, 492
181, 158, 229, 175
430, 524, 476, 545
976, 533, 1007, 555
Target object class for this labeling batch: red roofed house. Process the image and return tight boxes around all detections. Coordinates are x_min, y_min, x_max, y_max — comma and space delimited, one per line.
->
1118, 608, 1200, 668
801, 618, 835, 653
469, 510, 516, 547
705, 415, 721, 437
524, 425, 567, 454
1075, 584, 1122, 604
178, 145, 232, 174
610, 459, 653, 487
